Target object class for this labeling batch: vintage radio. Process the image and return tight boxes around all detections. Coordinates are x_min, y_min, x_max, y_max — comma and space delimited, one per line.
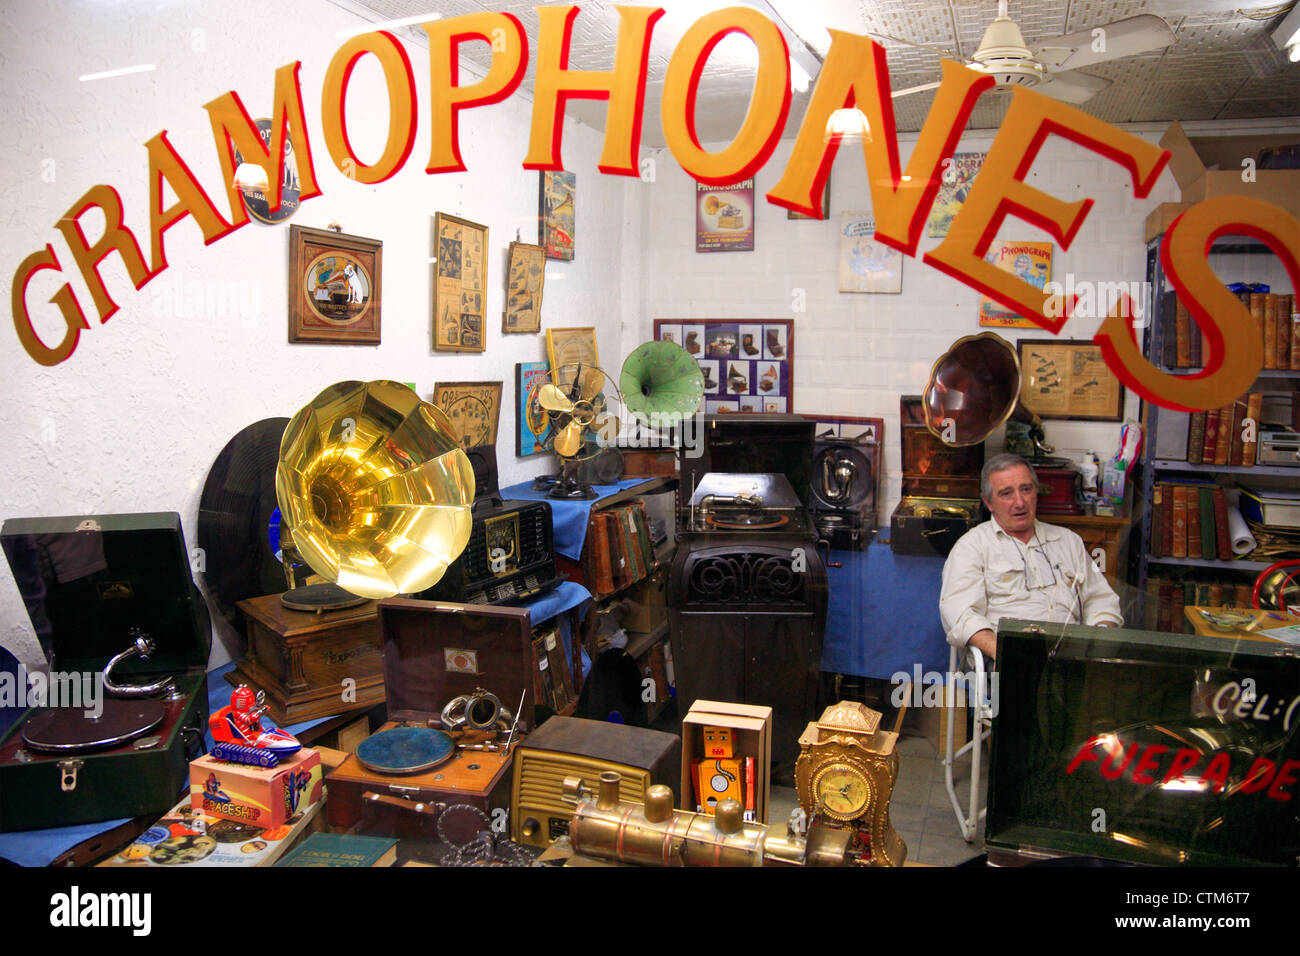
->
325, 600, 538, 830
417, 499, 562, 605
511, 715, 681, 848
987, 619, 1300, 866
1258, 428, 1300, 467
890, 396, 985, 557
0, 512, 210, 832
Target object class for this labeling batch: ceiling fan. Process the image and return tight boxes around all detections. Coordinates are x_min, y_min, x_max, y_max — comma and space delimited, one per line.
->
888, 0, 1177, 104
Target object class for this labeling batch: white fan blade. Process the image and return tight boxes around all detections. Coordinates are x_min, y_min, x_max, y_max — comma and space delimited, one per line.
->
1035, 15, 1175, 72
892, 80, 942, 99
1034, 71, 1112, 104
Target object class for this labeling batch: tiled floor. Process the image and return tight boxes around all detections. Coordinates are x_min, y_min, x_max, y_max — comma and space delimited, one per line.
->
768, 731, 988, 866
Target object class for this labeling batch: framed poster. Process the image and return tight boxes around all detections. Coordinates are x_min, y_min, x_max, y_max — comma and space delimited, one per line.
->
788, 171, 830, 220
539, 170, 575, 261
504, 241, 545, 333
431, 381, 503, 449
978, 240, 1053, 328
838, 212, 902, 293
516, 361, 553, 457
433, 212, 488, 352
696, 178, 754, 252
654, 319, 793, 412
545, 326, 599, 382
288, 225, 381, 344
1018, 340, 1124, 421
927, 151, 985, 238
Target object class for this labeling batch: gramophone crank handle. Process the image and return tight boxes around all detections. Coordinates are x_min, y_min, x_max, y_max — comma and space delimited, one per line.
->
817, 539, 841, 569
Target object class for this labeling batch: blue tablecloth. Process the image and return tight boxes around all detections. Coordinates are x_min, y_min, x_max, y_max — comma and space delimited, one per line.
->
822, 542, 950, 682
500, 478, 648, 560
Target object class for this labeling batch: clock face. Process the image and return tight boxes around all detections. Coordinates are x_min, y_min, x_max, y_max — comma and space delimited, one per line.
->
813, 765, 871, 822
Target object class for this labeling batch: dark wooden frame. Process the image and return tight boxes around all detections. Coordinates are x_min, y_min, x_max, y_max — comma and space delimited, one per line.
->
1017, 338, 1125, 421
288, 224, 382, 344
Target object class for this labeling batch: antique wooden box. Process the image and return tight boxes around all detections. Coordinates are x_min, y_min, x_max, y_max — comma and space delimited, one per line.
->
324, 600, 535, 830
229, 594, 384, 724
0, 512, 210, 832
890, 395, 986, 557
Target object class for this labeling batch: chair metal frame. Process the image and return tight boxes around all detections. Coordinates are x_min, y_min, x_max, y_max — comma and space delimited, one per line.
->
943, 643, 991, 843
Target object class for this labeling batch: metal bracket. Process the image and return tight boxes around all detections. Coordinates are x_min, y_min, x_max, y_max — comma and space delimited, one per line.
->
58, 758, 84, 792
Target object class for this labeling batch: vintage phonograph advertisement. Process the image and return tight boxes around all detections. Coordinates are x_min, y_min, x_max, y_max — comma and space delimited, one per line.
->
927, 151, 986, 238
696, 178, 754, 252
978, 240, 1053, 328
839, 212, 902, 294
433, 213, 488, 352
1018, 339, 1125, 421
540, 170, 575, 261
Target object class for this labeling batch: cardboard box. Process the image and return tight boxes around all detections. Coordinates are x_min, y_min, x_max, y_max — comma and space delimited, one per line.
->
190, 748, 323, 829
1145, 122, 1300, 242
681, 700, 772, 823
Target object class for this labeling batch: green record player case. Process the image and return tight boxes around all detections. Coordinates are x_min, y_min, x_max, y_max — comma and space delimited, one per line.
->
987, 619, 1299, 867
0, 512, 211, 832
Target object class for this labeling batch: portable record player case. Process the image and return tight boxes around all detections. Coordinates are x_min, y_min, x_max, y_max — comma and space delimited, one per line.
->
890, 396, 986, 557
0, 512, 210, 832
324, 600, 534, 829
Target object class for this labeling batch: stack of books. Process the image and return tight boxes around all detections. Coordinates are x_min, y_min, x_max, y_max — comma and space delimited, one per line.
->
583, 499, 656, 597
1162, 289, 1297, 372
1149, 482, 1235, 560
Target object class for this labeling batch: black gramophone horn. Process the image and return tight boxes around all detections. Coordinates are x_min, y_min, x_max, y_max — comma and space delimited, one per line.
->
922, 332, 1053, 453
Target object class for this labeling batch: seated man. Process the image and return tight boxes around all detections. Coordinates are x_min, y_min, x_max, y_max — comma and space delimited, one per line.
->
940, 453, 1121, 660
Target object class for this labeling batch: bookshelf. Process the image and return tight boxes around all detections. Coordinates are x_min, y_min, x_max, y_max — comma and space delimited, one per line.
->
1134, 234, 1299, 618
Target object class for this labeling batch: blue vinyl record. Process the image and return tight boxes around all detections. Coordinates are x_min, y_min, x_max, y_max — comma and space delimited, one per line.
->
356, 727, 455, 774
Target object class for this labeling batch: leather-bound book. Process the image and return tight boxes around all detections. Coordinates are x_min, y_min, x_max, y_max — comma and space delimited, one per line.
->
1200, 409, 1220, 463
1186, 411, 1205, 464
1212, 487, 1231, 561
1289, 294, 1299, 371
1198, 487, 1215, 559
1161, 485, 1174, 557
1150, 484, 1164, 558
1186, 486, 1203, 559
1213, 403, 1232, 466
1175, 295, 1191, 368
1243, 392, 1264, 467
1171, 485, 1189, 559
1263, 293, 1278, 370
1250, 293, 1268, 367
1228, 397, 1247, 466
588, 512, 616, 595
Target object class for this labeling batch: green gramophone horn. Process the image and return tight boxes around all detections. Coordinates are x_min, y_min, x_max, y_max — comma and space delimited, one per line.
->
620, 340, 705, 423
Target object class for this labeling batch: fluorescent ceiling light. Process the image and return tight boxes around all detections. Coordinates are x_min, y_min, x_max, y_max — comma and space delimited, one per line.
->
79, 64, 156, 82
337, 12, 441, 39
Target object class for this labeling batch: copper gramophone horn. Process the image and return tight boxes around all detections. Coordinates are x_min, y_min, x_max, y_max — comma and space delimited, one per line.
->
922, 331, 1053, 453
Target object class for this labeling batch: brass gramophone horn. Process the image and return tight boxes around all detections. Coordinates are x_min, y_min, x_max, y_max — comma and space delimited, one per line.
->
275, 380, 476, 600
922, 331, 1053, 453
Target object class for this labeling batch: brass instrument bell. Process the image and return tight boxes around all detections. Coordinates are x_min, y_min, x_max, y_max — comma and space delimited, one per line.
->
275, 380, 475, 600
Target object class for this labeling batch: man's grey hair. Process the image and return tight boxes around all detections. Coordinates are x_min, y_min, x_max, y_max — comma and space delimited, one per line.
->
981, 452, 1035, 500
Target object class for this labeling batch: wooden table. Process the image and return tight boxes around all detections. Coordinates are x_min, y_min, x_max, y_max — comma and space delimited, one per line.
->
1050, 504, 1132, 588
1183, 604, 1300, 643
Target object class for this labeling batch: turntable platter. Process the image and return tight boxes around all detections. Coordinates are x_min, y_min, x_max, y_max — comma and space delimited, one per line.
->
356, 726, 455, 775
706, 511, 791, 530
21, 699, 166, 753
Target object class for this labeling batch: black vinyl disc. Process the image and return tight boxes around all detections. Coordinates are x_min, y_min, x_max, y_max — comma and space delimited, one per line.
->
198, 418, 290, 633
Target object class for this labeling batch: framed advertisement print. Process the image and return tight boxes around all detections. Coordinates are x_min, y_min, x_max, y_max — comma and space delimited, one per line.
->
927, 151, 985, 238
545, 326, 599, 380
539, 170, 575, 261
978, 240, 1052, 328
516, 361, 553, 457
838, 212, 902, 293
504, 241, 545, 333
288, 225, 381, 344
696, 179, 754, 252
433, 212, 488, 352
1018, 340, 1124, 421
654, 319, 793, 413
431, 381, 503, 449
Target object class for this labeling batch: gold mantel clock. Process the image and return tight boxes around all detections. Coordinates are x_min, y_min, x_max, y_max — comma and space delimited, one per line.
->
794, 701, 906, 866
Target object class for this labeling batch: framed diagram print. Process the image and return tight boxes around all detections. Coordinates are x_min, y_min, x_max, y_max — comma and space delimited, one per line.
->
431, 381, 503, 449
433, 213, 488, 352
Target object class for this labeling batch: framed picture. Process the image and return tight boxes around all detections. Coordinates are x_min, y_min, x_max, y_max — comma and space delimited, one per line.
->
288, 224, 381, 344
788, 171, 830, 220
979, 240, 1052, 328
504, 241, 545, 333
545, 326, 599, 389
654, 318, 793, 412
431, 381, 503, 449
539, 171, 575, 261
1018, 339, 1125, 421
927, 152, 985, 238
433, 212, 488, 352
696, 178, 754, 252
838, 212, 902, 293
516, 361, 553, 457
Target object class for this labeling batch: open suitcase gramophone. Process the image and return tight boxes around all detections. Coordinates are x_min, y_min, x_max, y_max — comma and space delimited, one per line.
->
0, 512, 210, 832
809, 420, 881, 551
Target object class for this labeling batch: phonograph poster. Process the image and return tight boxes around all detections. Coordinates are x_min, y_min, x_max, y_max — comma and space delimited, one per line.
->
431, 381, 503, 449
927, 151, 985, 238
654, 319, 792, 412
433, 213, 488, 351
539, 170, 575, 261
978, 240, 1052, 328
1018, 340, 1124, 421
696, 179, 754, 253
504, 241, 545, 333
838, 212, 902, 293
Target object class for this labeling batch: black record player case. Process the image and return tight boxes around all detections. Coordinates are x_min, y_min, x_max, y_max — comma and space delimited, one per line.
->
0, 512, 210, 832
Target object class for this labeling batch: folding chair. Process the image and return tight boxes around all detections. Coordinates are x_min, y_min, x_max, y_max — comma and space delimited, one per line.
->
943, 643, 991, 842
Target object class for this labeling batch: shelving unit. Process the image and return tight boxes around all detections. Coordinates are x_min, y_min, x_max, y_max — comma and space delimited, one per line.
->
1133, 235, 1299, 606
